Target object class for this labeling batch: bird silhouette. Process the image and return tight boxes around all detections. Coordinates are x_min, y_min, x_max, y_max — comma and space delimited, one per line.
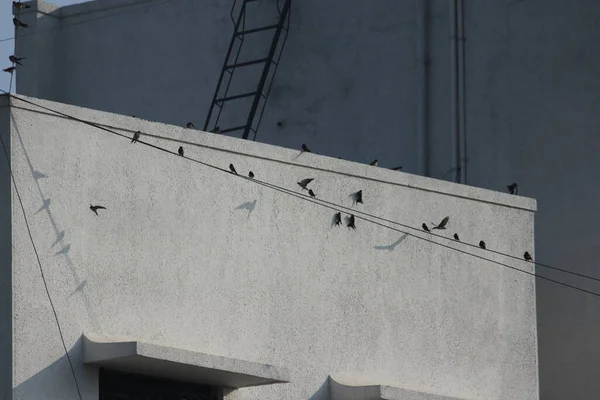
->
301, 144, 311, 153
347, 214, 356, 230
308, 189, 316, 198
186, 122, 195, 129
211, 126, 221, 134
248, 171, 254, 179
9, 55, 25, 65
297, 178, 314, 190
432, 216, 449, 230
453, 233, 460, 241
507, 182, 518, 195
90, 205, 106, 216
479, 240, 486, 249
178, 146, 184, 156
13, 17, 28, 28
333, 212, 342, 226
3, 67, 15, 73
422, 223, 430, 232
13, 1, 31, 10
229, 164, 237, 174
355, 190, 363, 204
370, 159, 378, 166
131, 131, 141, 143
390, 166, 403, 170
524, 251, 533, 261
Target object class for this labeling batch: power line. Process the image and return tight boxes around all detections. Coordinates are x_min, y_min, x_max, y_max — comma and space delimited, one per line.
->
0, 98, 83, 400
4, 91, 600, 298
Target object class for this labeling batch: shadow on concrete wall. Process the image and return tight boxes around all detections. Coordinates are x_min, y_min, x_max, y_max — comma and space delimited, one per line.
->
373, 233, 409, 251
308, 377, 329, 400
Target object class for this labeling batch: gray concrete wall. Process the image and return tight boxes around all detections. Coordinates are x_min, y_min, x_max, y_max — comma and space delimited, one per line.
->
7, 95, 538, 399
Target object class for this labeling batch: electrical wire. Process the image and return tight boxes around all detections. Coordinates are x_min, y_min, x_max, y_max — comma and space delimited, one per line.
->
0, 98, 83, 400
4, 91, 600, 298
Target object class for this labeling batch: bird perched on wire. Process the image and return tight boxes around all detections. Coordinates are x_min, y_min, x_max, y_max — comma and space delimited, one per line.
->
354, 190, 363, 204
453, 233, 460, 241
479, 240, 486, 249
422, 223, 430, 232
370, 159, 378, 166
3, 67, 15, 74
301, 144, 311, 153
297, 178, 314, 191
186, 122, 195, 129
248, 171, 254, 179
308, 189, 316, 198
333, 212, 342, 226
13, 1, 31, 9
131, 131, 141, 143
178, 146, 184, 156
9, 55, 25, 65
432, 216, 449, 230
13, 17, 28, 28
507, 182, 518, 195
229, 164, 237, 175
89, 205, 106, 216
347, 214, 356, 230
211, 126, 221, 134
524, 251, 533, 261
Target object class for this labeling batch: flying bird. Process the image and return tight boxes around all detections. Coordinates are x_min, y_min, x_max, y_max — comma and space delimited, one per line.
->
186, 122, 195, 129
131, 130, 141, 143
453, 233, 460, 241
89, 205, 106, 216
297, 178, 314, 190
13, 1, 31, 9
507, 182, 518, 195
479, 240, 486, 249
9, 55, 25, 65
370, 159, 378, 166
3, 67, 15, 73
301, 144, 311, 153
347, 214, 356, 230
334, 212, 342, 226
13, 17, 28, 28
432, 216, 449, 230
355, 190, 363, 204
248, 171, 254, 179
391, 166, 403, 170
524, 251, 533, 261
422, 223, 430, 232
308, 189, 316, 198
211, 126, 221, 134
178, 146, 184, 156
229, 164, 238, 174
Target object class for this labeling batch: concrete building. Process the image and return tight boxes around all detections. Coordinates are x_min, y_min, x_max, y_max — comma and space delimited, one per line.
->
0, 94, 538, 399
10, 0, 600, 398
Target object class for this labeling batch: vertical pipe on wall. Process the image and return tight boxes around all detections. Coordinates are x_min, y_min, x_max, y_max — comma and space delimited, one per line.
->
457, 0, 467, 184
416, 0, 428, 176
449, 0, 458, 182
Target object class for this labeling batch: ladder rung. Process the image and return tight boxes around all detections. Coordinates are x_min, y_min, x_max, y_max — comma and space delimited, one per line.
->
216, 91, 257, 103
226, 58, 268, 69
220, 125, 247, 134
237, 24, 278, 35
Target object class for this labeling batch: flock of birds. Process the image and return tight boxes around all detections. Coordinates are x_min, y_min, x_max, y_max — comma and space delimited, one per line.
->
3, 2, 30, 74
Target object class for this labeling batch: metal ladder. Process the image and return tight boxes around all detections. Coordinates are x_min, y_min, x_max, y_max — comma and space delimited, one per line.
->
203, 0, 291, 140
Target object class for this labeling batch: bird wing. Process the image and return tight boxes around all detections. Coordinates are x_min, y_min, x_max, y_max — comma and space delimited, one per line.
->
440, 216, 449, 227
300, 178, 314, 186
97, 206, 106, 210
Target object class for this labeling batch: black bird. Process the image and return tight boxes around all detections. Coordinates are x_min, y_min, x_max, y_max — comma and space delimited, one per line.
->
3, 67, 15, 73
422, 223, 430, 232
229, 164, 237, 174
178, 146, 184, 156
391, 166, 403, 170
301, 144, 311, 153
355, 190, 363, 204
90, 205, 106, 216
186, 122, 195, 129
334, 212, 342, 226
297, 178, 314, 190
453, 233, 460, 241
131, 131, 141, 143
13, 17, 28, 28
248, 171, 254, 179
479, 240, 486, 249
277, 121, 283, 127
13, 1, 31, 9
347, 214, 356, 230
524, 251, 533, 261
507, 182, 518, 195
9, 55, 25, 65
370, 159, 378, 166
211, 126, 221, 134
308, 189, 316, 198
432, 216, 449, 230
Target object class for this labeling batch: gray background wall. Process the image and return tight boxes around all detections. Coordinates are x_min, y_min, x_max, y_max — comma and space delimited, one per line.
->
5, 95, 537, 399
13, 0, 600, 398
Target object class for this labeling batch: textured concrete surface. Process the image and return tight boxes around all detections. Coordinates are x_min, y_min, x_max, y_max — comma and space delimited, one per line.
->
3, 95, 537, 399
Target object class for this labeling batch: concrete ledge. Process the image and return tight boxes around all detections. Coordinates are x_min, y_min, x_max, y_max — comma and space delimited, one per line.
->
82, 333, 290, 389
330, 376, 470, 400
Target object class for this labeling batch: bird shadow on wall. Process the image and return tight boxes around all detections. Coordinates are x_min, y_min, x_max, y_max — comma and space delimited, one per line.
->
234, 199, 257, 218
373, 233, 408, 252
